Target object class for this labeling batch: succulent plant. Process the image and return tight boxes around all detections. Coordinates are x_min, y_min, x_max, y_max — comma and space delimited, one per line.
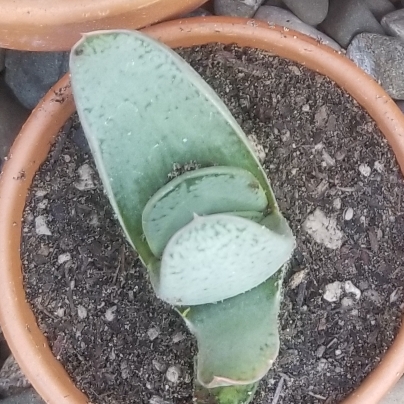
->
70, 30, 295, 403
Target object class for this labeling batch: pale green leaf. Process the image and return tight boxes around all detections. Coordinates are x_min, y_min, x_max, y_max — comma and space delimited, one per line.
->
70, 30, 277, 265
142, 166, 268, 257
157, 213, 294, 305
181, 271, 283, 388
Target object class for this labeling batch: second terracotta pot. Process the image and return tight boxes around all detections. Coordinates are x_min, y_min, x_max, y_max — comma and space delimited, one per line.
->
1, 16, 404, 404
0, 0, 207, 51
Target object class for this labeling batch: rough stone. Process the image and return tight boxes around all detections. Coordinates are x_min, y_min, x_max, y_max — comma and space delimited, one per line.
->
321, 0, 385, 48
0, 355, 30, 397
4, 50, 69, 109
303, 208, 344, 249
363, 0, 395, 21
381, 376, 404, 404
347, 33, 404, 100
0, 78, 30, 168
214, 0, 265, 17
282, 0, 329, 25
254, 6, 341, 51
185, 7, 212, 17
0, 388, 44, 404
382, 9, 404, 39
264, 0, 285, 6
397, 100, 404, 113
0, 49, 5, 72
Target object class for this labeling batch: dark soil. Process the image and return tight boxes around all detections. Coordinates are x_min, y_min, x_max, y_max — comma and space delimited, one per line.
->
22, 44, 404, 404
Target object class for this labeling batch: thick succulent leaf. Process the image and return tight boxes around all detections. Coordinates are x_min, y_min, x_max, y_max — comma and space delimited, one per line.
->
70, 30, 276, 265
157, 213, 294, 305
142, 166, 268, 257
180, 272, 283, 388
194, 379, 258, 404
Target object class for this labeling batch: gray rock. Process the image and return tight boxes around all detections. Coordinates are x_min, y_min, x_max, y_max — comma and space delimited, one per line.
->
264, 0, 285, 7
254, 6, 341, 51
321, 0, 385, 48
397, 100, 404, 113
0, 355, 30, 397
214, 0, 265, 17
5, 51, 69, 109
0, 49, 5, 72
347, 33, 404, 100
282, 0, 329, 25
363, 0, 395, 21
0, 78, 30, 168
185, 7, 212, 17
382, 9, 404, 39
0, 388, 44, 404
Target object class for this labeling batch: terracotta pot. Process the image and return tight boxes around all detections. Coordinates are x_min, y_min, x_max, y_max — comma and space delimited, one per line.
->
0, 0, 206, 51
1, 16, 404, 404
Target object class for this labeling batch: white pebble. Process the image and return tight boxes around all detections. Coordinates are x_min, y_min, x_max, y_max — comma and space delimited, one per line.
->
303, 209, 343, 250
359, 163, 371, 177
333, 198, 342, 210
166, 366, 181, 384
35, 189, 48, 197
288, 270, 308, 290
147, 327, 160, 341
374, 161, 384, 173
58, 252, 71, 265
344, 281, 361, 300
77, 305, 87, 319
37, 199, 48, 209
56, 307, 65, 318
105, 306, 117, 322
35, 216, 52, 236
74, 164, 95, 191
323, 281, 343, 303
344, 207, 354, 221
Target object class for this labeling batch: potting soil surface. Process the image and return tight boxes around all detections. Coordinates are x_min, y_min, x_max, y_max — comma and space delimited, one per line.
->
22, 44, 404, 404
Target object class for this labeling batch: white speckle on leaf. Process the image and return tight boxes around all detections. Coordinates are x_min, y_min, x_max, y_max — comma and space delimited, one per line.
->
303, 209, 343, 249
323, 281, 343, 302
344, 207, 354, 221
105, 306, 117, 322
166, 366, 181, 384
74, 164, 95, 191
58, 252, 71, 265
359, 163, 371, 177
77, 305, 87, 319
35, 216, 52, 235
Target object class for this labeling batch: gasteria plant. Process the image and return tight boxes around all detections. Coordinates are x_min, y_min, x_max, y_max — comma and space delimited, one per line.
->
70, 30, 295, 404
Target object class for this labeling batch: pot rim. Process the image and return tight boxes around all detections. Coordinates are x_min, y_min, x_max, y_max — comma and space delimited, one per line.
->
0, 0, 206, 51
1, 16, 404, 404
